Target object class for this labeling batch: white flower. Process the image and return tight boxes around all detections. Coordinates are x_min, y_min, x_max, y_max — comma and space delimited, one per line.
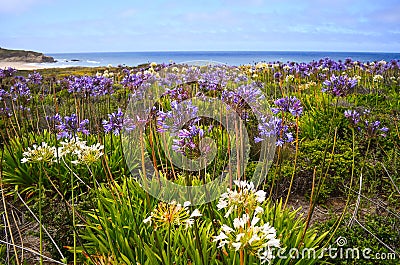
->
251, 216, 260, 227
217, 180, 267, 217
232, 242, 242, 251
21, 142, 56, 164
190, 209, 202, 217
233, 214, 249, 229
255, 206, 264, 215
143, 216, 152, 224
221, 224, 234, 233
255, 190, 266, 203
285, 75, 295, 82
214, 214, 280, 259
74, 143, 104, 165
58, 138, 86, 158
235, 233, 245, 241
373, 74, 384, 82
213, 231, 228, 243
185, 218, 194, 228
248, 233, 261, 245
183, 201, 191, 207
216, 199, 228, 209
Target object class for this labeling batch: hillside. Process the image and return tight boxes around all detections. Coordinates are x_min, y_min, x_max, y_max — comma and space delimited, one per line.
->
0, 47, 55, 63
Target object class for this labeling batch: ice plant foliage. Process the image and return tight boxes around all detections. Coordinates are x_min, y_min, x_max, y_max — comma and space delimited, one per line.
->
143, 201, 201, 230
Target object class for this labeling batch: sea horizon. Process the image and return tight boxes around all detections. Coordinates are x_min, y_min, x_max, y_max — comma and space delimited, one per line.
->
38, 50, 400, 68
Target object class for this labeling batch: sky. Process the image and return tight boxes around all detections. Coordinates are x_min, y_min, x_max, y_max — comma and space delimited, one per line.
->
0, 0, 399, 53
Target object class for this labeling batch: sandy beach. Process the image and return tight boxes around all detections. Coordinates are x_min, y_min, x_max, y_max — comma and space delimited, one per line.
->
0, 61, 48, 70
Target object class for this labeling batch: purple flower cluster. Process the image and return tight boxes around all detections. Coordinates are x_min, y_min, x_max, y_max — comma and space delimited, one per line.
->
27, 72, 43, 85
0, 107, 11, 117
344, 109, 388, 138
271, 96, 303, 117
172, 125, 205, 156
198, 69, 229, 91
102, 108, 135, 135
344, 110, 361, 125
164, 86, 190, 102
50, 113, 90, 139
364, 120, 389, 138
121, 71, 154, 89
256, 116, 294, 146
155, 110, 172, 133
62, 75, 114, 97
0, 67, 17, 78
10, 81, 31, 102
322, 74, 358, 97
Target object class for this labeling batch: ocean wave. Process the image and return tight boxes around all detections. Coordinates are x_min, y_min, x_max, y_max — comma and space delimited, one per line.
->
87, 60, 100, 64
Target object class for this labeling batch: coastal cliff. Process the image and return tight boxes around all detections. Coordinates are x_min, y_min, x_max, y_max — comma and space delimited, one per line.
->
0, 48, 56, 63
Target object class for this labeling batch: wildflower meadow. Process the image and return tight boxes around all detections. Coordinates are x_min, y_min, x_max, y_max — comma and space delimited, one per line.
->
0, 59, 399, 264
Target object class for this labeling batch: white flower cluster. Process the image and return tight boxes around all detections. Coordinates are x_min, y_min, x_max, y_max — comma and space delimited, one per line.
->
96, 70, 114, 78
59, 138, 104, 165
21, 138, 104, 165
285, 74, 295, 83
214, 180, 280, 264
143, 200, 202, 229
217, 180, 266, 217
373, 74, 384, 82
213, 212, 280, 264
21, 142, 57, 164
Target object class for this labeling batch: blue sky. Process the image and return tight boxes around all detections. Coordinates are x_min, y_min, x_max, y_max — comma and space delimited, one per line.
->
0, 0, 399, 53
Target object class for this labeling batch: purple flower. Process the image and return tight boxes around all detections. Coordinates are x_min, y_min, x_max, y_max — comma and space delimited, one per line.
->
172, 125, 205, 156
344, 110, 360, 125
364, 120, 389, 138
155, 110, 172, 133
0, 67, 17, 78
322, 74, 358, 97
271, 96, 303, 117
27, 72, 43, 85
62, 75, 114, 97
10, 82, 31, 101
0, 89, 9, 101
103, 108, 126, 135
0, 107, 11, 117
198, 69, 228, 91
121, 71, 154, 89
256, 116, 294, 146
273, 71, 282, 80
344, 109, 389, 138
53, 113, 90, 139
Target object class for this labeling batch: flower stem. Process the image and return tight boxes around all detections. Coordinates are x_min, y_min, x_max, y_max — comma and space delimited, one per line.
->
167, 223, 171, 265
39, 164, 43, 265
71, 170, 76, 265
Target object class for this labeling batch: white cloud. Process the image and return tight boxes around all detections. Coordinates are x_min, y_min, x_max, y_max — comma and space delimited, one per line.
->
0, 0, 52, 14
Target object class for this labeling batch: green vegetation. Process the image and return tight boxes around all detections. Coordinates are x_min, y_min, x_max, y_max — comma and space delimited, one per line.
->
0, 59, 399, 264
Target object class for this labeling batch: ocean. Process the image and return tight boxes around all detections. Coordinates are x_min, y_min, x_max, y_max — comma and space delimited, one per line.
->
39, 51, 400, 68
